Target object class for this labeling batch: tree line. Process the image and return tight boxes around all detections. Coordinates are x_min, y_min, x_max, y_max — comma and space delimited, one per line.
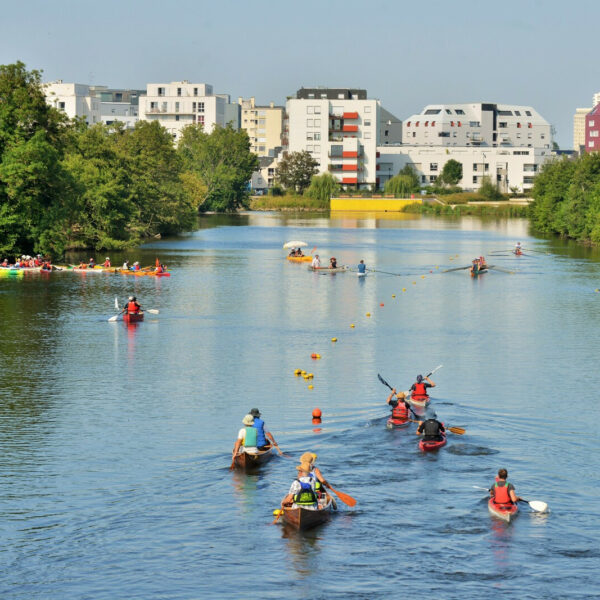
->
0, 62, 258, 257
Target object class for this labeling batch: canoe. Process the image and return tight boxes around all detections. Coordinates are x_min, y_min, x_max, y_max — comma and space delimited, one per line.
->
123, 312, 144, 323
488, 499, 519, 522
308, 265, 348, 273
386, 417, 410, 429
232, 445, 273, 470
419, 433, 447, 452
287, 255, 312, 263
282, 494, 334, 530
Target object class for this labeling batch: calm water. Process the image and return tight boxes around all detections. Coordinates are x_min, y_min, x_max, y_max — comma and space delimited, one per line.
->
1, 212, 599, 599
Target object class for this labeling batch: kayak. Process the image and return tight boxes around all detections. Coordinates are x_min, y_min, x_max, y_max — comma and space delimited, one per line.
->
409, 396, 430, 408
282, 494, 335, 530
308, 265, 348, 273
232, 446, 273, 470
419, 433, 447, 452
123, 312, 144, 323
357, 272, 367, 277
488, 499, 519, 522
287, 255, 312, 263
386, 417, 410, 429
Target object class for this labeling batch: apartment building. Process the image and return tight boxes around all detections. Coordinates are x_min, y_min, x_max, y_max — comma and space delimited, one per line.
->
574, 107, 591, 151
90, 86, 144, 129
585, 104, 600, 152
138, 82, 238, 140
403, 103, 552, 150
286, 87, 402, 188
43, 81, 101, 125
238, 97, 284, 157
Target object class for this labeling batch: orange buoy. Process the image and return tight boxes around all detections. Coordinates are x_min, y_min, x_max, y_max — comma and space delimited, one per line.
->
311, 353, 318, 359
312, 408, 322, 418
380, 303, 384, 307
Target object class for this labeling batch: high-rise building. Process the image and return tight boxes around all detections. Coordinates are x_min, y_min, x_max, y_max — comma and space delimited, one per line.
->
43, 81, 101, 125
585, 104, 600, 152
285, 87, 401, 188
238, 97, 284, 157
574, 107, 591, 151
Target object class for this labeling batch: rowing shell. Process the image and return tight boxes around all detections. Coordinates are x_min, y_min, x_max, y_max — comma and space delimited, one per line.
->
308, 265, 348, 273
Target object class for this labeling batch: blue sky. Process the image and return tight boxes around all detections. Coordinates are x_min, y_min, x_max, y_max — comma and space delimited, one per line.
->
2, 0, 599, 147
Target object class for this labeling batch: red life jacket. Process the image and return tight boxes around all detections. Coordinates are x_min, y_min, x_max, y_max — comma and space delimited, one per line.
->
127, 301, 140, 313
412, 382, 428, 398
392, 401, 409, 420
156, 266, 163, 273
492, 480, 512, 505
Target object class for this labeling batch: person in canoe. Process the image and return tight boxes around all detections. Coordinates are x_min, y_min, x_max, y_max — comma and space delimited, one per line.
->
232, 414, 259, 457
358, 259, 366, 275
103, 257, 111, 267
416, 418, 445, 442
300, 452, 330, 498
88, 258, 96, 269
281, 463, 318, 510
329, 257, 338, 269
479, 256, 487, 269
121, 296, 142, 316
489, 468, 522, 507
311, 254, 321, 268
41, 260, 52, 271
387, 389, 411, 422
249, 408, 279, 451
410, 374, 435, 401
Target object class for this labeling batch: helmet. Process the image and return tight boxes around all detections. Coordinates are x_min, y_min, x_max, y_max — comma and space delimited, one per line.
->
128, 296, 134, 301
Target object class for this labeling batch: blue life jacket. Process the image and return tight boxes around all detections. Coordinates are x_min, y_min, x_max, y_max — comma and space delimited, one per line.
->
252, 417, 268, 447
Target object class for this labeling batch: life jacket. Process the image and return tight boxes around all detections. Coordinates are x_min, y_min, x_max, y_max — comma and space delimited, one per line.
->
422, 419, 442, 437
252, 418, 267, 447
293, 477, 317, 505
412, 382, 428, 398
392, 401, 409, 420
103, 260, 110, 267
127, 301, 140, 313
492, 480, 513, 505
243, 426, 257, 448
156, 265, 163, 273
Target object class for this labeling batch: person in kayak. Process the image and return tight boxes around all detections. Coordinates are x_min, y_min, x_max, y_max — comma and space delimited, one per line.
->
358, 259, 366, 274
103, 257, 111, 267
88, 258, 96, 268
514, 242, 522, 254
416, 418, 445, 441
281, 463, 318, 510
489, 468, 522, 506
122, 296, 141, 315
329, 257, 337, 268
232, 414, 258, 457
387, 389, 411, 422
249, 408, 279, 451
311, 254, 321, 268
300, 452, 329, 498
410, 374, 435, 400
155, 264, 164, 274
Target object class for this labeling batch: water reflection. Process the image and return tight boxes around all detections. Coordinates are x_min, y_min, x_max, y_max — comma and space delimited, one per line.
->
281, 526, 323, 578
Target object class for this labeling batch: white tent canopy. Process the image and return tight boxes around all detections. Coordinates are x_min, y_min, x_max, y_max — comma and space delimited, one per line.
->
283, 241, 308, 249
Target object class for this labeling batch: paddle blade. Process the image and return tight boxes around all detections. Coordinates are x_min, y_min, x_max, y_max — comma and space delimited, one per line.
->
108, 315, 119, 322
448, 426, 466, 435
528, 500, 548, 513
147, 309, 159, 314
114, 297, 119, 309
377, 373, 393, 390
328, 486, 356, 507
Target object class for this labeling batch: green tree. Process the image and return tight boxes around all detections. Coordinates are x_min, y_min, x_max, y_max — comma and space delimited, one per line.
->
305, 172, 340, 203
178, 124, 258, 211
384, 174, 419, 196
398, 164, 421, 190
439, 159, 463, 186
478, 176, 504, 201
276, 151, 318, 193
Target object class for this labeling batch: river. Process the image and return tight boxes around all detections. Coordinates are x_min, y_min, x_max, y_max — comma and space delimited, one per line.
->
1, 212, 599, 599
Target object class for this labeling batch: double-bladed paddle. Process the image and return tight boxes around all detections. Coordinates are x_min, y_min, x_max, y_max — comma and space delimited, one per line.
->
377, 374, 418, 418
472, 485, 548, 512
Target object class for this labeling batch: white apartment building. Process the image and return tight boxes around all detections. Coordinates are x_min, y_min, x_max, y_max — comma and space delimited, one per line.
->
43, 81, 101, 125
139, 82, 238, 140
378, 145, 551, 193
403, 103, 552, 150
573, 107, 591, 151
238, 97, 284, 157
286, 88, 402, 188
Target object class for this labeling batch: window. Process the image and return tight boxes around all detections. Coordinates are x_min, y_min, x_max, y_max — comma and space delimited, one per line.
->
407, 121, 411, 127
308, 93, 315, 99
473, 176, 478, 184
337, 93, 344, 99
320, 94, 327, 99
525, 111, 532, 116
517, 133, 521, 138
430, 163, 438, 171
497, 110, 513, 116
589, 141, 595, 147
385, 130, 389, 136
198, 115, 204, 124
175, 102, 179, 113
514, 110, 521, 116
412, 132, 416, 137
161, 102, 167, 112
314, 118, 321, 127
424, 109, 441, 115
150, 102, 157, 110
314, 106, 321, 114
591, 120, 596, 126
438, 132, 450, 137
455, 109, 465, 115
528, 133, 532, 139
591, 131, 599, 138
364, 120, 371, 126
364, 132, 371, 139
429, 175, 437, 182
175, 115, 180, 121
306, 119, 313, 127
421, 175, 427, 183
528, 123, 532, 128
457, 121, 462, 127
424, 121, 429, 126
306, 144, 313, 151
469, 121, 480, 127
513, 150, 529, 155
198, 102, 204, 112
307, 106, 314, 114
177, 88, 182, 97
306, 132, 314, 140
446, 109, 452, 114
268, 168, 274, 176
364, 106, 371, 113
314, 132, 321, 140
499, 122, 507, 128
59, 101, 65, 110
415, 121, 419, 127
158, 87, 165, 96
453, 132, 457, 137
193, 87, 198, 96
541, 134, 545, 139
431, 121, 435, 126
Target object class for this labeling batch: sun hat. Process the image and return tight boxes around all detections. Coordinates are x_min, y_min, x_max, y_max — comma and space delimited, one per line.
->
242, 415, 254, 426
295, 463, 311, 472
300, 452, 317, 464
249, 408, 261, 417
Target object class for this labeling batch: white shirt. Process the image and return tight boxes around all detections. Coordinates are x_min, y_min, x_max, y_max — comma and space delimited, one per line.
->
311, 257, 320, 268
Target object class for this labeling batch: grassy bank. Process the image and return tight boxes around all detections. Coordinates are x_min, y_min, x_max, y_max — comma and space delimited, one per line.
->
249, 194, 329, 211
402, 202, 529, 217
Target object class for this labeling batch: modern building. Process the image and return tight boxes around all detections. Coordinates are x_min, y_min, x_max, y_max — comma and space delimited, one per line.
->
574, 107, 591, 151
90, 86, 144, 129
585, 104, 600, 152
285, 87, 402, 188
43, 81, 101, 125
377, 145, 550, 193
138, 81, 239, 140
238, 97, 284, 157
250, 155, 282, 191
403, 103, 552, 150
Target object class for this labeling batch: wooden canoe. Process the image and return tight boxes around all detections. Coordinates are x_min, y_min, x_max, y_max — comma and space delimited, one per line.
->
123, 312, 144, 323
282, 494, 334, 530
308, 265, 348, 273
232, 445, 273, 470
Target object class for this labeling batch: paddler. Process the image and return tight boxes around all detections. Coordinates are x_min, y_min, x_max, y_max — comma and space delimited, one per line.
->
155, 263, 164, 274
133, 261, 141, 271
41, 260, 52, 271
281, 463, 318, 510
330, 257, 337, 268
357, 259, 366, 274
300, 452, 329, 499
88, 258, 96, 269
122, 260, 130, 270
489, 468, 522, 507
103, 257, 111, 267
311, 254, 321, 268
387, 388, 411, 422
232, 414, 258, 457
479, 255, 487, 269
249, 408, 279, 451
416, 418, 445, 442
121, 296, 141, 315
410, 374, 435, 401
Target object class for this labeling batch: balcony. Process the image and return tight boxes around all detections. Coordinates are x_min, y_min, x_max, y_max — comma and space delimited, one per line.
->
328, 164, 362, 172
343, 151, 358, 158
343, 124, 358, 132
343, 112, 359, 119
342, 177, 358, 184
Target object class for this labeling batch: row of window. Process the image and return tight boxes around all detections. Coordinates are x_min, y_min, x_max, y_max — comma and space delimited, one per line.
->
498, 122, 533, 129
424, 108, 466, 115
305, 105, 373, 114
157, 87, 203, 97
148, 101, 205, 112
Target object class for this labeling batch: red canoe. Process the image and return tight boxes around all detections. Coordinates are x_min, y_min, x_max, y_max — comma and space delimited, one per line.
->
123, 312, 144, 323
419, 433, 447, 452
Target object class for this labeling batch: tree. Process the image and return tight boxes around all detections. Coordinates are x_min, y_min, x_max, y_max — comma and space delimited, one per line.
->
305, 172, 340, 203
478, 176, 504, 201
440, 159, 463, 186
178, 124, 258, 211
276, 151, 318, 193
398, 164, 421, 190
384, 173, 420, 196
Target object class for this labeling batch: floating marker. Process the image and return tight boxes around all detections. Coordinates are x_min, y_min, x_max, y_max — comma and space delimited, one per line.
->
308, 384, 314, 390
294, 369, 301, 375
402, 288, 406, 292
421, 275, 425, 279
392, 294, 396, 298
312, 408, 322, 418
380, 303, 384, 307
331, 337, 337, 342
366, 312, 371, 317
350, 323, 355, 328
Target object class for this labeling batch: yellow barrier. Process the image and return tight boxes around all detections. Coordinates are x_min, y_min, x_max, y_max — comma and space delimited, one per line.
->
330, 198, 422, 211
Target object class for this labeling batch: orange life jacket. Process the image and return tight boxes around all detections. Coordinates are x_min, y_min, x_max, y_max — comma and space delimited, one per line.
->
127, 301, 140, 313
156, 266, 163, 273
412, 382, 428, 398
392, 401, 409, 420
492, 480, 512, 505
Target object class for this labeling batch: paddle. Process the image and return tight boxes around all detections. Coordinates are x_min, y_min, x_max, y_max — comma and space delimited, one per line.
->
488, 265, 515, 274
366, 268, 406, 277
324, 483, 356, 507
442, 265, 471, 273
229, 454, 237, 471
425, 365, 443, 378
114, 297, 119, 310
409, 420, 464, 435
472, 486, 548, 512
147, 309, 159, 314
272, 509, 284, 524
108, 314, 120, 322
377, 374, 418, 418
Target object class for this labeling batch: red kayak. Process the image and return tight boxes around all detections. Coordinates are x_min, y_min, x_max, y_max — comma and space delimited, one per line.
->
386, 417, 410, 429
123, 312, 144, 323
488, 499, 519, 522
419, 433, 447, 452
